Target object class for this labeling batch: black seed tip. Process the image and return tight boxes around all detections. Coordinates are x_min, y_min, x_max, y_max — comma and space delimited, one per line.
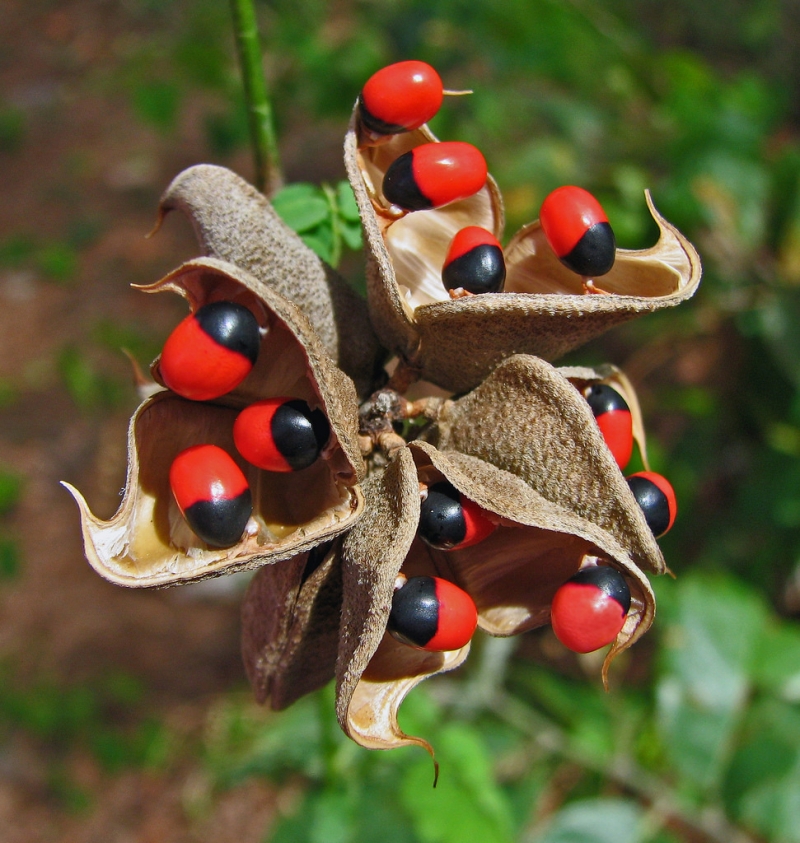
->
195, 301, 261, 364
442, 244, 506, 294
627, 475, 671, 537
562, 221, 616, 277
568, 566, 631, 613
272, 400, 331, 471
584, 383, 630, 416
388, 576, 439, 647
418, 481, 467, 549
382, 151, 433, 211
184, 490, 252, 548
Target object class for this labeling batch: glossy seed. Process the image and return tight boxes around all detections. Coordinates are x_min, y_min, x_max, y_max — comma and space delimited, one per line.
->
417, 480, 496, 551
169, 444, 252, 548
388, 575, 477, 651
540, 185, 616, 277
359, 60, 444, 137
160, 300, 261, 401
442, 226, 506, 294
627, 471, 677, 537
583, 383, 634, 469
551, 565, 631, 653
233, 397, 330, 472
382, 142, 488, 212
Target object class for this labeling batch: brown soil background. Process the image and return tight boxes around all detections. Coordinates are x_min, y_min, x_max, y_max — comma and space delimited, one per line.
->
0, 1, 351, 839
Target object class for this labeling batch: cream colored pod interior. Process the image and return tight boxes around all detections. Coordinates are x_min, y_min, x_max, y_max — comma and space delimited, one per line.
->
346, 104, 702, 393
334, 442, 655, 763
63, 258, 365, 588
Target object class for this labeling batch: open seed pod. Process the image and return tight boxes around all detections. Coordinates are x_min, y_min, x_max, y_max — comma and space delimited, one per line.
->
242, 540, 342, 709
346, 101, 701, 392
430, 354, 666, 575
345, 108, 504, 380
335, 442, 655, 762
63, 257, 365, 587
156, 164, 382, 397
559, 362, 650, 471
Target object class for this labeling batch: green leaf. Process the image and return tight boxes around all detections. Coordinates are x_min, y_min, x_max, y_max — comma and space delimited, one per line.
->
272, 184, 331, 233
340, 220, 363, 251
537, 798, 646, 843
400, 723, 515, 843
335, 181, 361, 222
300, 230, 334, 264
753, 619, 800, 701
656, 572, 768, 791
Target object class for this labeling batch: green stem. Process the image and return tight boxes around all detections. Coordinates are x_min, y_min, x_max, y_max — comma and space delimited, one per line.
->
228, 0, 282, 195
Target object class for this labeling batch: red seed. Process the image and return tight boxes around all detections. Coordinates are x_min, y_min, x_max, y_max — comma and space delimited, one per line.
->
160, 301, 260, 402
627, 471, 677, 537
551, 566, 630, 653
233, 398, 330, 473
388, 575, 477, 651
442, 226, 506, 294
382, 142, 488, 211
359, 60, 444, 137
540, 185, 616, 277
169, 444, 252, 548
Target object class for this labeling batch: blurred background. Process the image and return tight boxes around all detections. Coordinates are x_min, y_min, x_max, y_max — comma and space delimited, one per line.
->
2, 0, 800, 840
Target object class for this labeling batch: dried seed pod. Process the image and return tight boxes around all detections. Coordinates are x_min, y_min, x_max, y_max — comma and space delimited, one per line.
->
156, 165, 382, 397
63, 258, 365, 587
346, 101, 701, 392
431, 354, 666, 575
242, 541, 342, 709
335, 442, 655, 759
344, 109, 504, 376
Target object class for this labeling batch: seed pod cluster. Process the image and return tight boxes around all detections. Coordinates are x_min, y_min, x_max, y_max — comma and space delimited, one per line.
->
67, 60, 700, 768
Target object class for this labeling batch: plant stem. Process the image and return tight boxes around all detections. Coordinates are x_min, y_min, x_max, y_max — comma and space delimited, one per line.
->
228, 0, 282, 195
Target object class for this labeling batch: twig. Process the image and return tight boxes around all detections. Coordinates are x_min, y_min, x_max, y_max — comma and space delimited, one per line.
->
228, 0, 282, 195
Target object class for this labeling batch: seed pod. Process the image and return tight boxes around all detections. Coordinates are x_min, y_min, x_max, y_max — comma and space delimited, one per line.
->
358, 61, 444, 140
156, 165, 382, 398
335, 442, 656, 760
346, 100, 701, 392
242, 542, 342, 710
551, 565, 631, 653
64, 258, 365, 587
431, 354, 666, 575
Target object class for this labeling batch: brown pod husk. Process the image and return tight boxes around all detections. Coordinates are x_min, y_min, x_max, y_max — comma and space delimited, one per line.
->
336, 442, 655, 757
157, 164, 382, 397
345, 107, 504, 377
559, 363, 650, 471
430, 354, 666, 575
63, 258, 365, 587
346, 104, 701, 392
242, 541, 342, 709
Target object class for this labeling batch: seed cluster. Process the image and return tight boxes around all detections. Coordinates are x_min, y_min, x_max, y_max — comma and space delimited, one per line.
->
66, 60, 700, 763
